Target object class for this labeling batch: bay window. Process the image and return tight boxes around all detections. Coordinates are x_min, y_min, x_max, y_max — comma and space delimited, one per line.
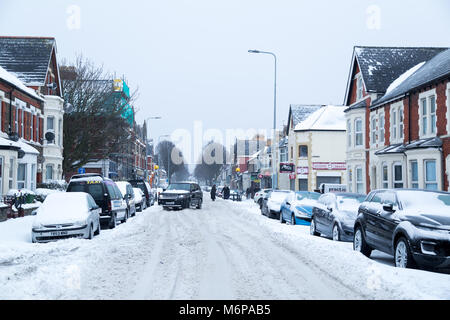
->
393, 163, 403, 189
425, 160, 438, 190
410, 160, 419, 189
355, 118, 363, 147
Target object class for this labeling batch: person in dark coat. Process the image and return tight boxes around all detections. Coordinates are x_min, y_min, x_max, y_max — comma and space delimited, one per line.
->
211, 185, 217, 201
223, 186, 231, 200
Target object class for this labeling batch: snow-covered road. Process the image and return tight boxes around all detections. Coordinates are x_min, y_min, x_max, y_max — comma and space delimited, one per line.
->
0, 195, 449, 300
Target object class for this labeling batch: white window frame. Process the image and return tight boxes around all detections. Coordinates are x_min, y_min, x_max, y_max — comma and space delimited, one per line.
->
410, 160, 419, 189
356, 74, 364, 101
347, 119, 352, 147
17, 163, 27, 190
46, 164, 54, 181
371, 115, 377, 145
390, 102, 403, 144
379, 113, 385, 145
356, 166, 364, 194
419, 89, 437, 139
382, 163, 389, 189
58, 118, 63, 147
9, 158, 14, 189
348, 166, 353, 193
393, 162, 404, 189
424, 159, 438, 190
355, 118, 363, 147
30, 164, 36, 191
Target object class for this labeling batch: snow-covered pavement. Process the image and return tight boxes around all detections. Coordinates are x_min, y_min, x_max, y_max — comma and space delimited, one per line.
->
0, 195, 449, 300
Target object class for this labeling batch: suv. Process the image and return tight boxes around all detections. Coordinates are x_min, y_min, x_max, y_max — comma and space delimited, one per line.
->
67, 174, 128, 229
354, 189, 450, 270
158, 182, 203, 210
129, 179, 153, 208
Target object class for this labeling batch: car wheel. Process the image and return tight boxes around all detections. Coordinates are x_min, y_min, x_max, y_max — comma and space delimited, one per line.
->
109, 213, 117, 229
395, 237, 416, 269
332, 224, 340, 241
94, 220, 101, 236
291, 214, 296, 226
122, 210, 128, 223
87, 225, 93, 240
280, 211, 285, 224
310, 217, 320, 236
258, 199, 263, 209
353, 226, 372, 257
197, 199, 202, 209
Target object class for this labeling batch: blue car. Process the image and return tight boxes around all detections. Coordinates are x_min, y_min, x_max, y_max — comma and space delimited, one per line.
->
280, 191, 321, 226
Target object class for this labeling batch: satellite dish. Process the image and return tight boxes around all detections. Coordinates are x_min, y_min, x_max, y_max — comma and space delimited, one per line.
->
45, 132, 55, 143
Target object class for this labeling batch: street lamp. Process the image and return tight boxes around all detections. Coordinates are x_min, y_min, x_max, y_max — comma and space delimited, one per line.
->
248, 49, 278, 189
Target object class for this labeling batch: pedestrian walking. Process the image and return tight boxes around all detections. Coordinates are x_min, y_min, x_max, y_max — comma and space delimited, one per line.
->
210, 185, 217, 201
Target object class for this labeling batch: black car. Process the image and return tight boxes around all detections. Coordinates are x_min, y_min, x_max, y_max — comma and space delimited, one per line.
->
310, 192, 366, 242
353, 189, 450, 270
67, 174, 128, 229
129, 179, 153, 207
158, 182, 203, 210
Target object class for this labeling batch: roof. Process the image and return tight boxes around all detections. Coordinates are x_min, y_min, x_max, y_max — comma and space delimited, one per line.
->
344, 100, 366, 113
375, 137, 442, 156
287, 105, 323, 132
0, 37, 56, 86
295, 105, 346, 131
0, 65, 43, 101
354, 46, 446, 94
372, 48, 450, 107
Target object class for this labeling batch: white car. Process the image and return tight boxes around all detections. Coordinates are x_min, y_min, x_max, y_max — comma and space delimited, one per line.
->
31, 192, 101, 243
133, 187, 146, 212
264, 190, 291, 219
115, 181, 137, 218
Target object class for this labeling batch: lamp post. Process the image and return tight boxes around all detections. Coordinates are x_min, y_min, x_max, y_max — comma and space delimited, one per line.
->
248, 49, 278, 189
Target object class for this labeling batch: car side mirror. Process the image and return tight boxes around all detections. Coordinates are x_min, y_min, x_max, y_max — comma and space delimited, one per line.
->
286, 202, 291, 206
327, 206, 333, 212
383, 203, 395, 213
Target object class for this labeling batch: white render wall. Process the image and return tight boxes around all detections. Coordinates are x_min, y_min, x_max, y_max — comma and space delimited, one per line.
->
43, 95, 64, 181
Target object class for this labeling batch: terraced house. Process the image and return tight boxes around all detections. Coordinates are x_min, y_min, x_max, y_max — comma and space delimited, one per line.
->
344, 46, 450, 193
0, 37, 64, 185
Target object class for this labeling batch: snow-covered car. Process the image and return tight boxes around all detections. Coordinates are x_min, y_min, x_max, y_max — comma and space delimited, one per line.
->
67, 174, 128, 229
133, 188, 146, 212
254, 189, 272, 208
159, 182, 203, 210
115, 181, 137, 218
261, 190, 291, 220
354, 189, 450, 269
230, 190, 243, 201
310, 192, 366, 241
31, 192, 101, 243
129, 179, 153, 207
280, 191, 321, 226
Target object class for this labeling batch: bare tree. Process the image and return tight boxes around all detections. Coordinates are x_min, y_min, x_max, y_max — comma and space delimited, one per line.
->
193, 141, 228, 185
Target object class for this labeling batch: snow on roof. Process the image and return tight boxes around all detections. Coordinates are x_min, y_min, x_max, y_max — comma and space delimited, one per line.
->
294, 106, 346, 131
0, 136, 20, 149
16, 139, 40, 155
0, 66, 43, 101
385, 61, 426, 94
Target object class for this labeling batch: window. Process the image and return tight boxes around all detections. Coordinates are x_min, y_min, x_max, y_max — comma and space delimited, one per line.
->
392, 109, 397, 140
425, 160, 438, 190
393, 163, 403, 189
47, 116, 54, 131
9, 158, 14, 189
355, 118, 363, 146
410, 161, 419, 189
17, 163, 26, 189
382, 164, 388, 189
379, 114, 385, 144
356, 166, 364, 194
30, 164, 36, 191
46, 164, 53, 181
15, 107, 18, 134
371, 166, 377, 190
420, 94, 437, 137
30, 114, 33, 141
347, 120, 352, 147
36, 118, 40, 142
357, 75, 364, 100
58, 119, 62, 146
371, 116, 377, 144
299, 145, 308, 158
399, 109, 404, 140
348, 167, 353, 193
20, 110, 24, 138
299, 179, 308, 191
290, 147, 293, 159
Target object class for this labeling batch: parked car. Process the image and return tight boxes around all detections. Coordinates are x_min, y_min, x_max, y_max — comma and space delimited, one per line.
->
353, 189, 450, 270
32, 192, 101, 243
254, 189, 272, 208
310, 192, 366, 241
158, 182, 203, 210
129, 179, 153, 208
280, 191, 321, 226
133, 187, 146, 212
261, 190, 291, 220
115, 181, 137, 218
67, 174, 128, 229
230, 190, 243, 202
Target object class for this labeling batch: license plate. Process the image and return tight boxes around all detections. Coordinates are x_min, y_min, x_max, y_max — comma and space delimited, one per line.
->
166, 202, 175, 205
50, 231, 69, 237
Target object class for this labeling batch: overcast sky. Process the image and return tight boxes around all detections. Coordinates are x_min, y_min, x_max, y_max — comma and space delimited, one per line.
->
1, 0, 449, 163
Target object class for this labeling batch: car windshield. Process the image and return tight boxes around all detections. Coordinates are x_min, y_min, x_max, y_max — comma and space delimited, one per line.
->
397, 190, 450, 212
337, 194, 366, 211
167, 183, 191, 191
270, 191, 290, 201
297, 192, 320, 201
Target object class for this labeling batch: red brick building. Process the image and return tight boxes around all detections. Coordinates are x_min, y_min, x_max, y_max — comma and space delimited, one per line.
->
344, 46, 450, 193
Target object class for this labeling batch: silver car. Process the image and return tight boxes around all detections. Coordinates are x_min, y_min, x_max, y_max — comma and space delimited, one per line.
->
32, 192, 101, 243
